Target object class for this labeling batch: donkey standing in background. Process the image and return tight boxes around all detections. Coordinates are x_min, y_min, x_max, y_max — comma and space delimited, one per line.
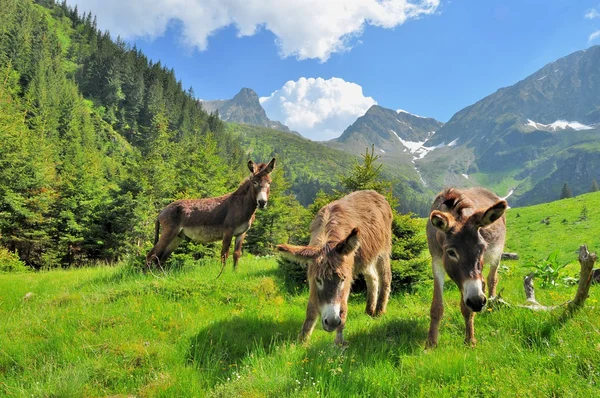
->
146, 158, 276, 274
277, 190, 393, 345
426, 187, 507, 348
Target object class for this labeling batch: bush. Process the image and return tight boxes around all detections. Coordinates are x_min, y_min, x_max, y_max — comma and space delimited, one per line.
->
0, 248, 30, 273
277, 257, 308, 294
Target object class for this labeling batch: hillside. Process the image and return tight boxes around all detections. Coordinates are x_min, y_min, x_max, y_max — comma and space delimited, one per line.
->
0, 0, 246, 267
1, 194, 599, 396
505, 191, 600, 264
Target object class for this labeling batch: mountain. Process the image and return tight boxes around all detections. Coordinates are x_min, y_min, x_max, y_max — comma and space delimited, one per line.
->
329, 105, 442, 154
201, 88, 297, 134
416, 45, 600, 206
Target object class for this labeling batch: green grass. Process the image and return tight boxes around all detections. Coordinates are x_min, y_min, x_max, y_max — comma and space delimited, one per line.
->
470, 170, 522, 198
2, 195, 600, 396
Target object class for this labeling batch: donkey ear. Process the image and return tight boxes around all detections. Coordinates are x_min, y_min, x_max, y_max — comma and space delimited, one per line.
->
477, 200, 507, 228
335, 228, 360, 256
247, 160, 257, 174
265, 158, 276, 174
430, 211, 455, 233
276, 244, 318, 264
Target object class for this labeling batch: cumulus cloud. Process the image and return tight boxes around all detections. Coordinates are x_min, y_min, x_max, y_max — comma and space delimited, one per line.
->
69, 0, 440, 61
589, 30, 600, 43
585, 8, 600, 19
260, 77, 376, 141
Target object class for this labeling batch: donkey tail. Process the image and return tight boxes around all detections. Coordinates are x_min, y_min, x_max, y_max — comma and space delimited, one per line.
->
153, 218, 160, 245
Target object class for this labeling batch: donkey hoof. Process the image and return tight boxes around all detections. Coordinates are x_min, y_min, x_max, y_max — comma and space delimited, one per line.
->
425, 339, 438, 349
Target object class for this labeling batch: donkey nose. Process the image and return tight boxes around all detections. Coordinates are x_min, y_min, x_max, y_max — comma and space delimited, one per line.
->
257, 199, 267, 208
323, 316, 341, 331
466, 295, 487, 312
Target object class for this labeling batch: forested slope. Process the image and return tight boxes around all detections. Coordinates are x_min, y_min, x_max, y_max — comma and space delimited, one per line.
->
0, 0, 246, 267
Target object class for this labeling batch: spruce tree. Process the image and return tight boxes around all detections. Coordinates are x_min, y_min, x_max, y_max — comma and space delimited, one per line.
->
560, 183, 573, 199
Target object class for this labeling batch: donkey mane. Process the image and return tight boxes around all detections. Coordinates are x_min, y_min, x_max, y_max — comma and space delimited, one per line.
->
229, 162, 272, 198
307, 204, 355, 280
439, 188, 476, 219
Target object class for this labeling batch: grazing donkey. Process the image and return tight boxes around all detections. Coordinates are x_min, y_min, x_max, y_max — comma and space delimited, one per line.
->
277, 190, 393, 345
425, 187, 507, 347
146, 158, 276, 273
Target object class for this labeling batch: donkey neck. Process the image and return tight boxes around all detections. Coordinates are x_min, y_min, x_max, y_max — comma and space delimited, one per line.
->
226, 178, 258, 218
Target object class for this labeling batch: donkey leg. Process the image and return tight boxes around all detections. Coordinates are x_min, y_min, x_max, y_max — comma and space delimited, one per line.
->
220, 230, 234, 267
335, 297, 349, 346
487, 258, 501, 298
426, 258, 445, 348
232, 232, 246, 270
460, 296, 476, 346
146, 226, 180, 267
364, 263, 380, 317
375, 255, 392, 316
300, 296, 319, 343
159, 236, 182, 265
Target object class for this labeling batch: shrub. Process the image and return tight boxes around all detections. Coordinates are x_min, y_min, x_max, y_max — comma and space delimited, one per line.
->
0, 248, 30, 273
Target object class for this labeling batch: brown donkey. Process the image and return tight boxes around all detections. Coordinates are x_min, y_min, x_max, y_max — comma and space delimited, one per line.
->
277, 190, 393, 345
146, 158, 276, 272
425, 187, 507, 347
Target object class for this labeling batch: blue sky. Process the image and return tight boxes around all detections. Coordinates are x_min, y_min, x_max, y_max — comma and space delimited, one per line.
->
71, 0, 600, 140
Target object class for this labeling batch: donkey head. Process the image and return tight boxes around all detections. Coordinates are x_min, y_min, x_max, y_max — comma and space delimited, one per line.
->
430, 200, 507, 312
247, 158, 276, 209
277, 228, 359, 332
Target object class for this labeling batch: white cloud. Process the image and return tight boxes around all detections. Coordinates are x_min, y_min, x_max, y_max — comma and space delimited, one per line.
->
68, 0, 440, 61
589, 29, 600, 43
585, 8, 600, 19
260, 77, 376, 141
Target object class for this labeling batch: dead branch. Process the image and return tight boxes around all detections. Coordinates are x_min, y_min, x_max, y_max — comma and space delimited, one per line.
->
518, 273, 562, 311
566, 245, 596, 313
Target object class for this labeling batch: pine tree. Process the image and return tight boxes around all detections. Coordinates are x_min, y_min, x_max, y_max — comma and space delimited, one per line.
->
591, 179, 599, 193
560, 183, 573, 199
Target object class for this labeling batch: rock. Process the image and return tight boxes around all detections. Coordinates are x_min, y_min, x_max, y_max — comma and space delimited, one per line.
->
592, 268, 600, 284
501, 252, 519, 260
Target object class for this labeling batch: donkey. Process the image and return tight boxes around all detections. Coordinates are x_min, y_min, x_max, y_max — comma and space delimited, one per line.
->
425, 187, 507, 348
146, 158, 276, 273
277, 190, 393, 345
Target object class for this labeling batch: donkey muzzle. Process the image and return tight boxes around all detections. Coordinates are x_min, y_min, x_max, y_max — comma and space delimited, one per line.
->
257, 199, 267, 209
322, 315, 342, 332
463, 278, 487, 312
321, 303, 342, 332
465, 295, 487, 312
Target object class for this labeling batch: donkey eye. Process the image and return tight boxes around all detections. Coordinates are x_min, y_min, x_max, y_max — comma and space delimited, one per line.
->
446, 248, 458, 260
253, 181, 259, 187
315, 277, 323, 286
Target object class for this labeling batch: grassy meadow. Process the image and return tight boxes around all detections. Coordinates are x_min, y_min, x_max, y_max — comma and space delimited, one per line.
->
1, 194, 600, 397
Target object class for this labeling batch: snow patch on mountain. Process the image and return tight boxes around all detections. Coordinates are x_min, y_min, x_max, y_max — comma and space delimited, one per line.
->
525, 119, 594, 131
396, 109, 427, 119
